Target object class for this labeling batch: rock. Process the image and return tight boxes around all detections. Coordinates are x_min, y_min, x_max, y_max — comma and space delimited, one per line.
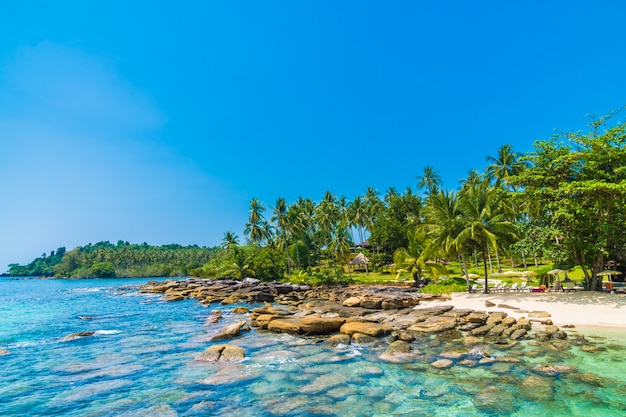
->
340, 321, 391, 337
360, 297, 383, 309
528, 311, 552, 318
242, 277, 260, 286
408, 316, 457, 334
210, 321, 246, 341
255, 292, 275, 302
465, 312, 489, 324
351, 333, 377, 344
519, 375, 553, 401
485, 301, 496, 307
544, 325, 559, 334
431, 359, 454, 369
473, 386, 515, 413
509, 328, 527, 340
532, 364, 576, 377
516, 318, 531, 330
232, 306, 250, 314
267, 318, 301, 334
200, 365, 258, 385
463, 336, 483, 346
204, 311, 223, 325
552, 331, 568, 340
470, 324, 495, 336
299, 316, 347, 334
252, 314, 280, 329
60, 331, 96, 341
534, 331, 550, 342
342, 296, 361, 307
323, 334, 351, 347
497, 304, 519, 310
581, 344, 606, 353
0, 349, 10, 355
221, 294, 243, 305
379, 340, 413, 362
195, 344, 245, 362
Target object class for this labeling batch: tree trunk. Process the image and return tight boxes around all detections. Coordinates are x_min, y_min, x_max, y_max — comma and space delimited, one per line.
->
495, 245, 501, 272
486, 245, 494, 274
461, 253, 471, 292
482, 247, 489, 294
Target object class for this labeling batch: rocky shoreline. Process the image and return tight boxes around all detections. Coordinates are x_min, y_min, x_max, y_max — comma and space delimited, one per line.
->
139, 277, 608, 373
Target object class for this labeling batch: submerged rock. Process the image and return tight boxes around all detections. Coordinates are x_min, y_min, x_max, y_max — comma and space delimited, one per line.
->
60, 331, 96, 341
195, 344, 245, 362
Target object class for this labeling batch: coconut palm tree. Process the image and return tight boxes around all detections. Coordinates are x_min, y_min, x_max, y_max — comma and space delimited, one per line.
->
221, 231, 240, 252
457, 182, 516, 293
421, 189, 474, 291
417, 165, 442, 197
271, 197, 291, 277
245, 198, 271, 245
486, 144, 528, 190
394, 228, 447, 286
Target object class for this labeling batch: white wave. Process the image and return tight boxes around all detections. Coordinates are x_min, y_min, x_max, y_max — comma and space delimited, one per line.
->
94, 330, 123, 335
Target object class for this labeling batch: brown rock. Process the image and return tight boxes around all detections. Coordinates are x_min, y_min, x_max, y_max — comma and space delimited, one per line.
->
195, 344, 245, 362
342, 296, 361, 307
210, 321, 246, 341
324, 334, 351, 347
267, 318, 301, 334
528, 311, 552, 318
340, 321, 391, 337
299, 316, 347, 334
60, 331, 96, 341
431, 359, 454, 369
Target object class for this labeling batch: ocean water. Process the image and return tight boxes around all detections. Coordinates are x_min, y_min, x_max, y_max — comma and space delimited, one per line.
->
1, 277, 625, 417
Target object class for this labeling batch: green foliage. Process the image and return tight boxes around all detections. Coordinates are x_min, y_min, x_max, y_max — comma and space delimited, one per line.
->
89, 262, 116, 278
249, 247, 286, 281
421, 278, 468, 294
288, 241, 311, 269
304, 267, 350, 285
8, 247, 66, 276
9, 241, 219, 278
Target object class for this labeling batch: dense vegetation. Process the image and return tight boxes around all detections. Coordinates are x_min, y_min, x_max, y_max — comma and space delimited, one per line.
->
8, 241, 219, 278
8, 110, 626, 289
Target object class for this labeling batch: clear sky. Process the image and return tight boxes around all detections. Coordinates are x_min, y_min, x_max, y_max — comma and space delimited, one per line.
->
1, 1, 625, 271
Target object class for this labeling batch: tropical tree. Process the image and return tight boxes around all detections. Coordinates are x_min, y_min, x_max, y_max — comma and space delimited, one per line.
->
417, 165, 442, 197
394, 228, 447, 286
271, 197, 291, 277
221, 231, 240, 251
511, 111, 626, 290
244, 198, 271, 245
457, 181, 516, 293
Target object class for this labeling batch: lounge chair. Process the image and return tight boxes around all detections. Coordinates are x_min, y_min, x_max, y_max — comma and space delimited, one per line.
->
520, 282, 528, 291
509, 283, 519, 292
469, 284, 478, 293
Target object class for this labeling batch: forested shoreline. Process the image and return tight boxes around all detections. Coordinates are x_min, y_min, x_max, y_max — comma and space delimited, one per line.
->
7, 111, 626, 289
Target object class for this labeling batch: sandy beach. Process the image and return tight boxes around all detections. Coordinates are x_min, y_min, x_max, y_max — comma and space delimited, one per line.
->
426, 291, 626, 328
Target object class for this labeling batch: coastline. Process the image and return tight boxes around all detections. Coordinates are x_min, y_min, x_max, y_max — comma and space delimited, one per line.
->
426, 291, 626, 328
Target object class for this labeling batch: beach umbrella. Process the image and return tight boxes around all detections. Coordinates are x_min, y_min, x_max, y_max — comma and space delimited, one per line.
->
465, 273, 480, 279
597, 270, 622, 281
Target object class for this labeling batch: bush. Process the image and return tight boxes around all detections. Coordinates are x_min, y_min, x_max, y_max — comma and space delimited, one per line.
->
421, 278, 467, 294
89, 262, 116, 278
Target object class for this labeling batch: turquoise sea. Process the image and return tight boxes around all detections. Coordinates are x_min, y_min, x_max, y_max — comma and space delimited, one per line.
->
1, 277, 626, 416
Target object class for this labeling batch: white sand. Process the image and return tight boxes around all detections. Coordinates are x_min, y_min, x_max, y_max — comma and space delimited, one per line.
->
423, 291, 626, 328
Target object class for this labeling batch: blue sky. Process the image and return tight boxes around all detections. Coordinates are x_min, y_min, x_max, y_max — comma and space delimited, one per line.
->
1, 1, 625, 270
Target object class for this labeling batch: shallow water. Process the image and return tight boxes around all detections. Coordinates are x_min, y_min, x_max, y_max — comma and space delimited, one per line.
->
1, 278, 625, 416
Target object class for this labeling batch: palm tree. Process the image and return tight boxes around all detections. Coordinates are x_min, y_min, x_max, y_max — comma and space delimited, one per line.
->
244, 198, 271, 245
394, 228, 447, 286
457, 182, 516, 293
221, 231, 240, 252
486, 144, 528, 190
271, 197, 291, 277
421, 189, 474, 291
417, 165, 442, 196
223, 246, 254, 279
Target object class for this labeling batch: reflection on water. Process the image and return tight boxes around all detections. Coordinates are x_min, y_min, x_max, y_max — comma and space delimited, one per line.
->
1, 278, 625, 416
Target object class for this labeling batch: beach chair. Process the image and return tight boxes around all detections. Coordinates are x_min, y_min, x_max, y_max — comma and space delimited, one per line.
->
520, 282, 528, 291
565, 282, 575, 292
509, 283, 519, 292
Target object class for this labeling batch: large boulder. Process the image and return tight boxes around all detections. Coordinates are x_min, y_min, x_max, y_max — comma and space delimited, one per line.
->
195, 344, 245, 362
210, 321, 246, 341
379, 340, 413, 362
408, 316, 457, 334
299, 316, 347, 334
267, 318, 302, 334
340, 321, 391, 337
